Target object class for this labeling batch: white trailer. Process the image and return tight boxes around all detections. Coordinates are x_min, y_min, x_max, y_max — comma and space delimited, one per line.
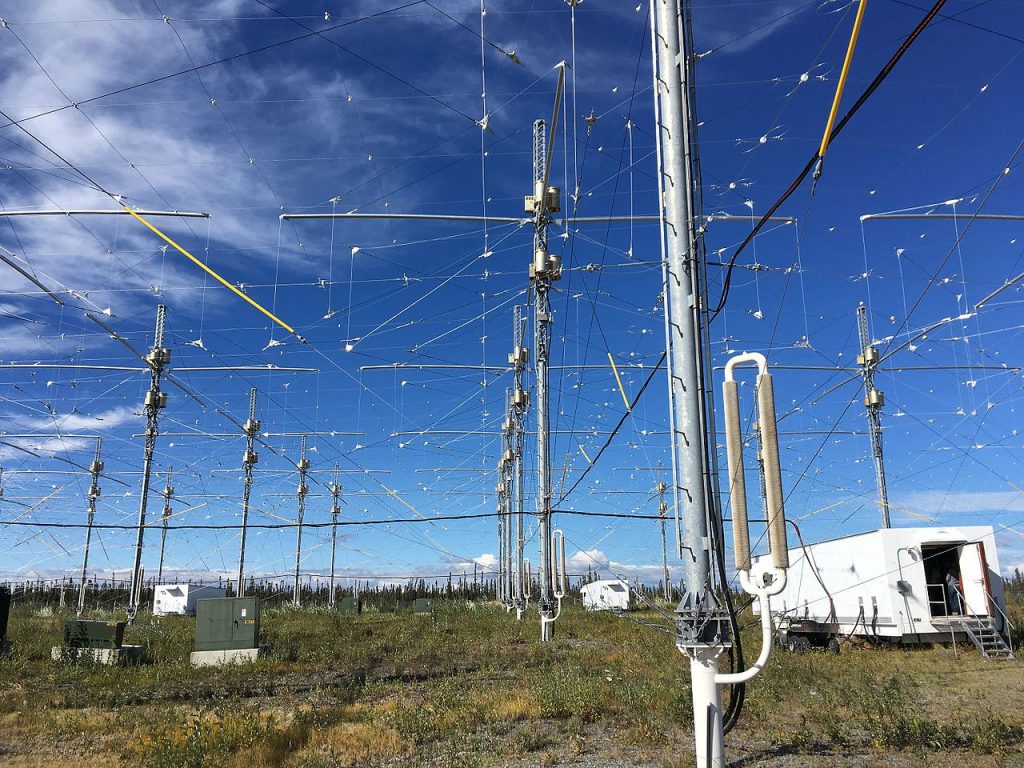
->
753, 526, 1013, 656
580, 579, 631, 611
153, 584, 227, 616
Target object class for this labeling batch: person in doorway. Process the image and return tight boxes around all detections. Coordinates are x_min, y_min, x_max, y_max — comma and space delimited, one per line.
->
945, 571, 962, 615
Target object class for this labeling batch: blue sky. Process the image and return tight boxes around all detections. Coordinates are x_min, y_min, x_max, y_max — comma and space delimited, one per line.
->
1, 0, 1023, 587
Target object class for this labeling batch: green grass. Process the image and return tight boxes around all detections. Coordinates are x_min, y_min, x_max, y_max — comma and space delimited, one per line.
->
1, 600, 1022, 767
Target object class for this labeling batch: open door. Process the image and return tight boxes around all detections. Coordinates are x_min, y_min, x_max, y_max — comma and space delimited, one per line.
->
958, 542, 993, 617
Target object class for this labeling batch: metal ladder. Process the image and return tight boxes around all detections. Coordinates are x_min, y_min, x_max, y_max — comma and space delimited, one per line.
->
955, 616, 1016, 660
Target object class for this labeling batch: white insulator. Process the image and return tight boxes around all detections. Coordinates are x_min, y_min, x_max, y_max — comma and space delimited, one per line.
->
546, 186, 561, 213
548, 254, 562, 280
756, 372, 789, 569
722, 379, 750, 572
551, 529, 567, 598
534, 248, 549, 274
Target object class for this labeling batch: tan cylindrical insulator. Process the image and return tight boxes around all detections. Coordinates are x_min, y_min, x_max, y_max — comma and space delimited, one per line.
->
722, 379, 750, 572
534, 248, 549, 274
756, 373, 789, 569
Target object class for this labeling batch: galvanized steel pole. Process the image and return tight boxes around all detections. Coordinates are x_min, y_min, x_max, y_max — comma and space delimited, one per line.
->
329, 464, 342, 607
127, 305, 169, 622
293, 435, 310, 607
857, 305, 890, 527
156, 466, 174, 585
237, 388, 260, 596
77, 440, 103, 616
653, 0, 727, 764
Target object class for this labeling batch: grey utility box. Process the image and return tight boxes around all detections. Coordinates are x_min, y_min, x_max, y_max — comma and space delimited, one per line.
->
64, 619, 125, 649
194, 597, 260, 651
413, 598, 432, 614
339, 597, 361, 615
56, 619, 140, 665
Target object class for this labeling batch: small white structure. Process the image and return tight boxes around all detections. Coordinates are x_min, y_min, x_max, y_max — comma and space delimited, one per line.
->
754, 526, 1011, 651
153, 584, 226, 617
581, 579, 631, 611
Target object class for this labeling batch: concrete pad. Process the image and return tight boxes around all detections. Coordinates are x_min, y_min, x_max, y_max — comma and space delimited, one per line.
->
52, 644, 143, 666
189, 647, 268, 667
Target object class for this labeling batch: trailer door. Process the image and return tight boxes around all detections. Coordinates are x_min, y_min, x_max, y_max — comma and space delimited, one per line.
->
958, 542, 992, 617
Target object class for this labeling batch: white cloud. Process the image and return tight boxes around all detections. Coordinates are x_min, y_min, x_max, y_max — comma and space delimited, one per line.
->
897, 490, 1024, 515
1, 405, 140, 458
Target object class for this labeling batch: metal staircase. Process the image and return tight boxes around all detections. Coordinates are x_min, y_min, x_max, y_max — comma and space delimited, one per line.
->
954, 616, 1016, 660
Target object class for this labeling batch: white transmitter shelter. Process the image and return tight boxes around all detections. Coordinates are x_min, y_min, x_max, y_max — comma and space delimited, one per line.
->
154, 584, 227, 617
580, 579, 631, 611
754, 526, 1014, 659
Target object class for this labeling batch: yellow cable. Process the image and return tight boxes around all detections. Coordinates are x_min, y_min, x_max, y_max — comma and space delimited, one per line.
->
121, 205, 301, 337
607, 352, 631, 411
818, 0, 868, 160
578, 444, 592, 465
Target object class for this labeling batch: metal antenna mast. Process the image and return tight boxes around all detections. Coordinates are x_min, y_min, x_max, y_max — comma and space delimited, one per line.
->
657, 461, 670, 601
496, 400, 508, 607
127, 304, 169, 621
498, 387, 517, 609
529, 70, 565, 640
237, 387, 260, 596
510, 305, 528, 619
328, 464, 342, 608
857, 304, 890, 527
77, 440, 103, 616
156, 466, 174, 585
293, 435, 310, 607
653, 0, 731, 763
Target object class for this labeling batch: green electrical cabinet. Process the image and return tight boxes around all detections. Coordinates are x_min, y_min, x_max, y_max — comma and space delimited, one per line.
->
194, 597, 260, 652
413, 598, 432, 614
64, 619, 126, 649
339, 597, 361, 615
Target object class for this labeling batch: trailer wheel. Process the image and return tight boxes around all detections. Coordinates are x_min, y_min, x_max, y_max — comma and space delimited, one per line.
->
787, 636, 810, 654
827, 637, 841, 655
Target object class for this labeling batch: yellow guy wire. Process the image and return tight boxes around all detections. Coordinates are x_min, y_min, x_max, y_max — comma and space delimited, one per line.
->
121, 205, 304, 340
815, 0, 868, 179
607, 352, 631, 411
578, 444, 592, 465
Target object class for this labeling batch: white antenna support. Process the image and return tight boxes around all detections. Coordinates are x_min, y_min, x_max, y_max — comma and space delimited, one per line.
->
540, 530, 567, 636
551, 528, 567, 599
717, 352, 789, 687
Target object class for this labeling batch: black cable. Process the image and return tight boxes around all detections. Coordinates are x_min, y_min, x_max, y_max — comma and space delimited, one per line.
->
557, 351, 667, 502
709, 0, 950, 321
0, 507, 670, 531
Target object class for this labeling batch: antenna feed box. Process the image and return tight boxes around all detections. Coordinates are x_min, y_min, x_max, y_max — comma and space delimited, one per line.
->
144, 391, 168, 409
524, 187, 561, 214
145, 347, 171, 366
856, 347, 879, 366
